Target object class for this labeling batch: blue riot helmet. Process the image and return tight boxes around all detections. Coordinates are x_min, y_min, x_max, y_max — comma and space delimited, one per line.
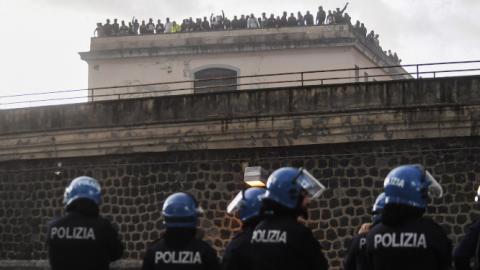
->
384, 164, 443, 209
372, 192, 386, 223
227, 187, 266, 222
162, 192, 203, 228
63, 176, 102, 206
262, 167, 326, 209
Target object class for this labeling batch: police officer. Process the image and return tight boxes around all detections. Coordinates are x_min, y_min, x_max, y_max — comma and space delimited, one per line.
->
46, 176, 124, 270
343, 193, 385, 270
453, 184, 480, 270
223, 187, 266, 270
250, 167, 329, 270
365, 164, 452, 270
141, 192, 220, 270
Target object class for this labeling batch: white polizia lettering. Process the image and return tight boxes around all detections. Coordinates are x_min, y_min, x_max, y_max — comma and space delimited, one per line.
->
386, 177, 405, 188
50, 227, 96, 240
359, 238, 367, 249
251, 230, 287, 244
374, 233, 427, 249
155, 251, 202, 264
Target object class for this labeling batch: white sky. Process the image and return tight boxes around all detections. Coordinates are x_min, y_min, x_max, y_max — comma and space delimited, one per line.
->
0, 0, 479, 102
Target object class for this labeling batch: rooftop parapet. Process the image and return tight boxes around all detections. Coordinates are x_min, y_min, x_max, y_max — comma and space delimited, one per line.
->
80, 24, 397, 67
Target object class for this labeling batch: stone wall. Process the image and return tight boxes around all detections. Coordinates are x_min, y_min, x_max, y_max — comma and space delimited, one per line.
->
1, 136, 479, 269
2, 75, 480, 269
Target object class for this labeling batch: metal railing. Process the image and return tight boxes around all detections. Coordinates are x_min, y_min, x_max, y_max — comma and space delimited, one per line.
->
1, 60, 480, 109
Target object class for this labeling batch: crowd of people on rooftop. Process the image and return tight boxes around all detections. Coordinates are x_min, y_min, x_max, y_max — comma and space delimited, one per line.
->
93, 2, 401, 64
352, 21, 401, 64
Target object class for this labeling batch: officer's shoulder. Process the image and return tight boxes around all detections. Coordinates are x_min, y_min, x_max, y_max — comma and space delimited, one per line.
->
146, 237, 165, 251
226, 230, 250, 249
95, 215, 120, 231
467, 217, 480, 230
194, 239, 217, 252
96, 215, 114, 225
289, 221, 317, 239
47, 215, 66, 227
418, 216, 441, 225
365, 222, 385, 238
231, 229, 251, 241
418, 217, 448, 233
297, 222, 313, 232
353, 232, 368, 241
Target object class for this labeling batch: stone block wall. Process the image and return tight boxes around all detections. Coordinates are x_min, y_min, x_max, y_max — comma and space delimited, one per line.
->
0, 136, 479, 269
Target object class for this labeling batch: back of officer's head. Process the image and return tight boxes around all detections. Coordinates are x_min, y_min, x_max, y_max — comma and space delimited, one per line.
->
162, 193, 201, 245
382, 165, 439, 226
227, 187, 266, 228
240, 188, 266, 226
261, 167, 309, 217
63, 176, 101, 216
162, 192, 201, 228
372, 192, 386, 224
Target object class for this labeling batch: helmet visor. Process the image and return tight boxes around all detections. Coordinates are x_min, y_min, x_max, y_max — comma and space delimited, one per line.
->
226, 191, 243, 215
425, 170, 443, 198
372, 192, 386, 212
296, 169, 326, 199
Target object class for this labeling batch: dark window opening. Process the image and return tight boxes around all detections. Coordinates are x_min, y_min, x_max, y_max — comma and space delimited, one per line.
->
194, 68, 237, 93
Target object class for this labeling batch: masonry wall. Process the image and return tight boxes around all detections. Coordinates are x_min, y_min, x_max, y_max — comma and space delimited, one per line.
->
1, 75, 480, 269
1, 136, 479, 269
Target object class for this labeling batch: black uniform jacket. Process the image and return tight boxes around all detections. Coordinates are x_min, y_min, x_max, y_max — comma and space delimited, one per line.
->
250, 215, 329, 270
343, 232, 369, 270
222, 226, 255, 270
366, 217, 452, 270
141, 236, 220, 270
454, 218, 480, 270
47, 211, 124, 270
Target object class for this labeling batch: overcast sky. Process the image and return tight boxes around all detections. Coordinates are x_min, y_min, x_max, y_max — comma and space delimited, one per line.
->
0, 0, 479, 102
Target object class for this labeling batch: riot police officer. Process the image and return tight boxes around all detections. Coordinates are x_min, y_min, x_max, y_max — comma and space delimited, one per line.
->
365, 164, 452, 270
141, 192, 220, 270
250, 167, 329, 270
223, 187, 266, 270
343, 193, 385, 270
46, 176, 124, 270
453, 184, 480, 270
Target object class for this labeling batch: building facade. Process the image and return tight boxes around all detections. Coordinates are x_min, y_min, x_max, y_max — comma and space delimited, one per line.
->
80, 24, 410, 101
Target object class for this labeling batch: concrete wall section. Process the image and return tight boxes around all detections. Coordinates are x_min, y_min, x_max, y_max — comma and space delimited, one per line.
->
0, 76, 479, 162
88, 46, 367, 99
